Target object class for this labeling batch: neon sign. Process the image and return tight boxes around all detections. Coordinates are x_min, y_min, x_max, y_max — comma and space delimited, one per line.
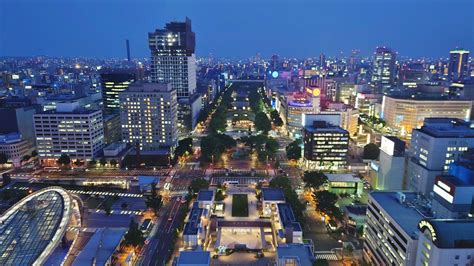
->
418, 220, 437, 242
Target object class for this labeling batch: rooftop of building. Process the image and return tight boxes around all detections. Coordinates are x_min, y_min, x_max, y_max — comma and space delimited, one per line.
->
326, 173, 362, 183
183, 205, 204, 236
304, 120, 348, 133
419, 219, 474, 249
437, 174, 474, 187
276, 244, 314, 266
277, 203, 302, 232
415, 118, 474, 138
72, 227, 127, 266
262, 188, 286, 202
0, 187, 72, 265
0, 132, 23, 144
197, 190, 214, 202
176, 251, 210, 265
344, 205, 368, 216
370, 191, 432, 239
126, 82, 173, 93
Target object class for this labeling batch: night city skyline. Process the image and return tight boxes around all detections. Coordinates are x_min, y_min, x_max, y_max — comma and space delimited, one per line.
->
1, 0, 473, 59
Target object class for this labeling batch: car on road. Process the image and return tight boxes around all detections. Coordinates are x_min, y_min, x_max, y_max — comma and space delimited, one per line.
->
168, 217, 173, 221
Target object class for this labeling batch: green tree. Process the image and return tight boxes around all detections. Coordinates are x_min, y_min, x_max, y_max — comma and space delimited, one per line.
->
265, 137, 279, 158
303, 171, 328, 189
57, 153, 71, 167
270, 110, 284, 127
99, 157, 107, 167
145, 184, 163, 214
31, 150, 38, 157
313, 190, 340, 219
123, 219, 145, 247
254, 112, 271, 134
363, 143, 380, 160
286, 140, 302, 160
89, 159, 97, 167
189, 178, 210, 195
313, 259, 329, 266
174, 137, 193, 159
21, 155, 31, 162
110, 159, 118, 167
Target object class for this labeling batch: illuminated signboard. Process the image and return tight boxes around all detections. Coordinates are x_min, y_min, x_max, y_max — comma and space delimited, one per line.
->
380, 136, 394, 156
12, 74, 19, 80
288, 101, 312, 107
271, 71, 279, 78
418, 220, 437, 243
305, 87, 321, 97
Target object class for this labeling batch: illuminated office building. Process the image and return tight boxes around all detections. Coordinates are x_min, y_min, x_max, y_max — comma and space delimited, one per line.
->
407, 118, 474, 194
119, 83, 178, 152
371, 47, 396, 93
100, 70, 136, 114
373, 136, 406, 190
34, 102, 104, 164
448, 49, 470, 83
149, 18, 197, 130
285, 89, 320, 137
381, 95, 472, 137
302, 120, 349, 170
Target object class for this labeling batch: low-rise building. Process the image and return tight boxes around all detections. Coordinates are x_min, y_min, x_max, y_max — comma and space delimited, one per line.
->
183, 202, 209, 249
261, 188, 286, 217
0, 133, 32, 167
176, 251, 210, 266
276, 203, 303, 244
276, 243, 315, 266
325, 173, 363, 196
197, 190, 214, 210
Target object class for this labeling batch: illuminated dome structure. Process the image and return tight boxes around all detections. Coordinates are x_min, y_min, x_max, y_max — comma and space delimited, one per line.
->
0, 187, 81, 265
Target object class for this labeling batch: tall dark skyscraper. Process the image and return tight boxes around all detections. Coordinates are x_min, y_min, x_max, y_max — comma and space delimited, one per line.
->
100, 70, 136, 114
448, 48, 469, 83
371, 46, 396, 93
126, 39, 131, 61
148, 17, 196, 99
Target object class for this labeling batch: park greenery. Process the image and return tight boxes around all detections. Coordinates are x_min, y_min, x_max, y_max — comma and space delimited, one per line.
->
312, 190, 343, 221
174, 137, 193, 161
270, 110, 284, 127
200, 133, 236, 164
0, 153, 8, 164
254, 112, 272, 134
240, 134, 279, 162
123, 219, 145, 249
231, 194, 249, 217
269, 176, 306, 224
303, 171, 328, 189
286, 139, 302, 161
145, 183, 163, 214
189, 178, 210, 195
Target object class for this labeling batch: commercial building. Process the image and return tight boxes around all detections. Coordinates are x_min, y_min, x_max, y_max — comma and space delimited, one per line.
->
276, 203, 303, 244
373, 136, 406, 190
0, 105, 37, 145
302, 120, 349, 170
371, 47, 396, 93
415, 219, 474, 266
0, 187, 81, 265
381, 95, 472, 137
119, 82, 178, 152
103, 113, 121, 144
319, 103, 359, 137
364, 191, 432, 266
285, 90, 320, 137
343, 205, 367, 234
183, 202, 209, 249
355, 92, 382, 117
34, 102, 105, 163
448, 49, 470, 83
325, 173, 363, 196
407, 118, 474, 194
149, 18, 198, 131
100, 69, 136, 114
197, 190, 214, 210
0, 133, 32, 167
72, 228, 128, 266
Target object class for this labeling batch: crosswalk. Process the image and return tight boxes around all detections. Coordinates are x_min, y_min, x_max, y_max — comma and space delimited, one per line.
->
314, 251, 339, 261
12, 186, 143, 198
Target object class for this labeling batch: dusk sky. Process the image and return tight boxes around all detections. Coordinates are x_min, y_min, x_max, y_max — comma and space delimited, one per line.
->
1, 0, 473, 59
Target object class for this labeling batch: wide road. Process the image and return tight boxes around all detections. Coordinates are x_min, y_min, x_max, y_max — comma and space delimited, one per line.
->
142, 197, 185, 266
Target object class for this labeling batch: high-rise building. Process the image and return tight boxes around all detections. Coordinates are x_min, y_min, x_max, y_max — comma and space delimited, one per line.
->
371, 47, 396, 93
407, 118, 474, 194
364, 191, 431, 266
381, 95, 472, 137
119, 83, 178, 152
373, 136, 406, 190
148, 18, 197, 131
285, 91, 320, 137
302, 120, 349, 170
34, 102, 105, 164
448, 49, 470, 83
100, 70, 136, 114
